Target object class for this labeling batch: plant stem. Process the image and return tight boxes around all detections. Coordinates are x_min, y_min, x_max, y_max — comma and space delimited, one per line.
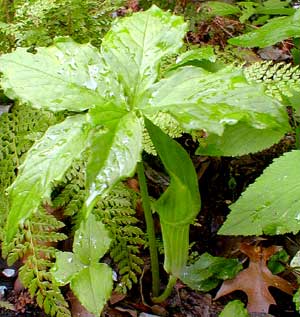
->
136, 161, 160, 297
295, 125, 300, 150
152, 275, 177, 303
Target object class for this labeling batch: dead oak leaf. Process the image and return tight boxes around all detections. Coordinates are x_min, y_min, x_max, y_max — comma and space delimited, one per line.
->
214, 243, 295, 313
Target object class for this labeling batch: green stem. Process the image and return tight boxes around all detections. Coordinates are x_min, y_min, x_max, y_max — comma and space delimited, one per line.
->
152, 275, 177, 303
295, 125, 300, 150
136, 161, 160, 297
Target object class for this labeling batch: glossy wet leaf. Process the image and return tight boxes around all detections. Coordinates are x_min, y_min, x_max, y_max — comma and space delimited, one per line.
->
6, 114, 90, 242
145, 118, 200, 275
85, 110, 143, 214
52, 214, 112, 315
180, 253, 242, 292
145, 66, 289, 148
51, 252, 82, 286
0, 38, 106, 111
71, 263, 113, 316
73, 213, 111, 264
196, 120, 286, 156
219, 150, 300, 235
101, 5, 187, 108
219, 300, 249, 317
229, 9, 300, 48
169, 46, 216, 71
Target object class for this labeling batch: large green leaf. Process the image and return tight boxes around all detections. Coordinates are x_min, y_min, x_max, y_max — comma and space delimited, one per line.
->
145, 117, 200, 275
101, 5, 187, 108
52, 214, 112, 315
196, 120, 286, 156
146, 66, 289, 155
229, 9, 300, 48
0, 38, 106, 111
219, 150, 300, 235
146, 66, 288, 135
6, 114, 90, 242
85, 110, 143, 214
71, 264, 113, 316
73, 213, 111, 264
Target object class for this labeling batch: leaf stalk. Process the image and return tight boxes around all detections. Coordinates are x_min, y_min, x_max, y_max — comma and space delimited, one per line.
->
136, 161, 160, 297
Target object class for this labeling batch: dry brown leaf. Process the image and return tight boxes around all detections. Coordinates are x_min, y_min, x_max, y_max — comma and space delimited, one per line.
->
214, 243, 295, 313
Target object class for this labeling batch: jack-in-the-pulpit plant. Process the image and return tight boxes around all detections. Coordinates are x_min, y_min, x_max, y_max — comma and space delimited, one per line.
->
0, 5, 290, 315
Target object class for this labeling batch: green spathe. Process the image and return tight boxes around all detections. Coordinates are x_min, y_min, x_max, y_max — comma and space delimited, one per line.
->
145, 118, 200, 275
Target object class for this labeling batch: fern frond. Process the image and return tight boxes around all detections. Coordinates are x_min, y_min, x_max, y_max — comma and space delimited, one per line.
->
3, 207, 70, 317
0, 300, 15, 311
0, 103, 63, 240
244, 61, 300, 101
143, 112, 183, 155
94, 183, 145, 294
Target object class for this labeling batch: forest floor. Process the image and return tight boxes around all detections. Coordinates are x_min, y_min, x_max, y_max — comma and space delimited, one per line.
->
1, 2, 300, 317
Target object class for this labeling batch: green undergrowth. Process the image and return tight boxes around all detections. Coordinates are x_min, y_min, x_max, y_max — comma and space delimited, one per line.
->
0, 0, 124, 51
0, 103, 64, 240
53, 163, 146, 294
0, 104, 145, 314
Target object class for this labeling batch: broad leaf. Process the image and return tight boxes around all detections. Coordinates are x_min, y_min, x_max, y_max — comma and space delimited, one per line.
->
145, 118, 200, 275
6, 114, 90, 242
52, 214, 112, 315
219, 150, 300, 235
168, 47, 217, 72
180, 253, 242, 292
145, 66, 289, 152
0, 38, 106, 112
71, 263, 113, 316
219, 300, 249, 317
205, 1, 241, 16
52, 252, 82, 286
85, 110, 143, 214
101, 5, 187, 108
73, 213, 111, 264
196, 120, 286, 156
229, 9, 300, 48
